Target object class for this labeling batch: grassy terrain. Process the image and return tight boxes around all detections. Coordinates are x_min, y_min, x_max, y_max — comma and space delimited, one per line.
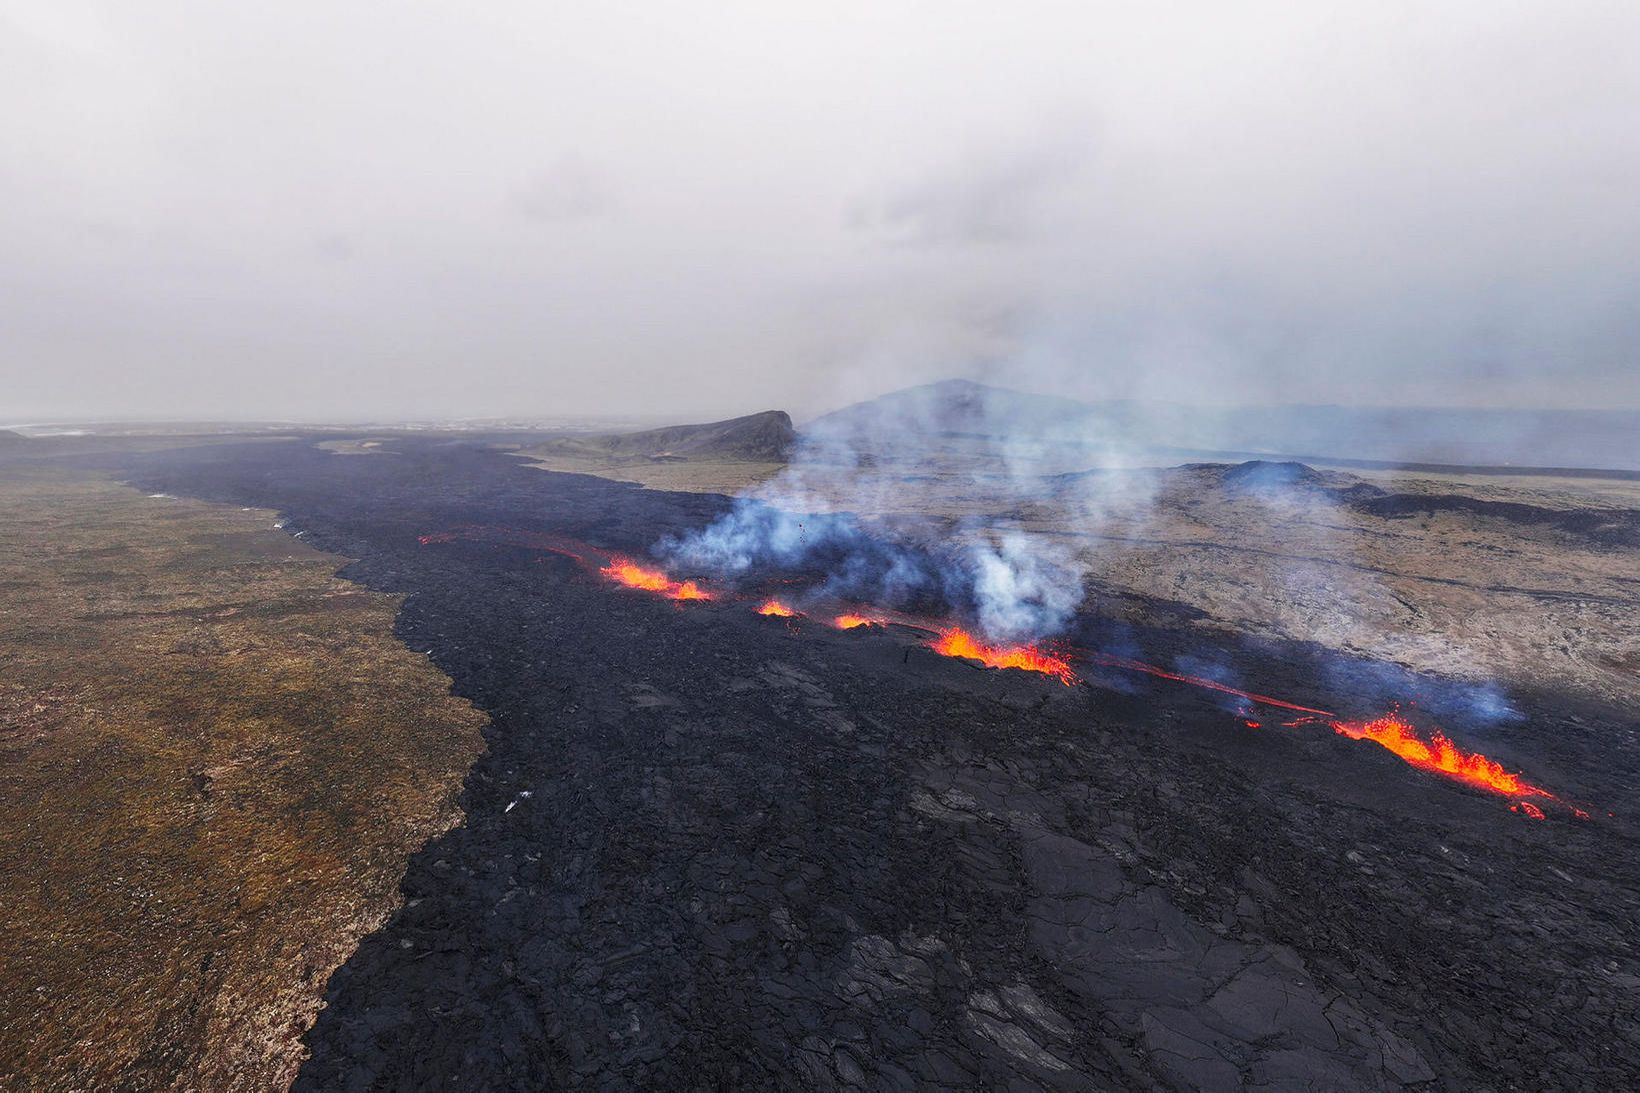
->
0, 464, 486, 1090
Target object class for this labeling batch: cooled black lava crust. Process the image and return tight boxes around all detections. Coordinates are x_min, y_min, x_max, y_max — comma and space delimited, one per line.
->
121, 438, 1640, 1091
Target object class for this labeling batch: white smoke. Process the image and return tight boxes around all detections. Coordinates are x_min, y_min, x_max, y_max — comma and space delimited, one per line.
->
965, 529, 1084, 643
662, 377, 1160, 642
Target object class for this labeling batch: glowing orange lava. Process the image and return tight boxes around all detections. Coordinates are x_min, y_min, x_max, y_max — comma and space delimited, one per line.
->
1329, 714, 1550, 801
930, 627, 1078, 685
420, 524, 1589, 820
600, 558, 711, 601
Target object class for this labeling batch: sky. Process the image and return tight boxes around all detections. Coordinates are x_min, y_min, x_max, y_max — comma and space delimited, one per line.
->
2, 1, 1637, 422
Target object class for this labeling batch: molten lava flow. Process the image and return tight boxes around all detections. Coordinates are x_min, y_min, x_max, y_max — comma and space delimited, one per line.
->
930, 627, 1078, 686
602, 560, 671, 592
834, 614, 881, 629
600, 558, 711, 601
1329, 714, 1551, 801
421, 523, 1587, 820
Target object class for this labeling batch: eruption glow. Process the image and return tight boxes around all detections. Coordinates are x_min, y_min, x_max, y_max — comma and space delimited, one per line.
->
600, 558, 711, 601
1327, 714, 1551, 801
416, 524, 1584, 820
930, 627, 1077, 686
834, 614, 881, 629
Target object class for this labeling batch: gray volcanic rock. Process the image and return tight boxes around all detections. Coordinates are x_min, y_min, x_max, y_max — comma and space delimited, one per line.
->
1218, 459, 1326, 492
1342, 488, 1640, 549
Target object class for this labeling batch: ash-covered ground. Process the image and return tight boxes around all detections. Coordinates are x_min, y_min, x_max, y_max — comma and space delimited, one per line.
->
123, 437, 1640, 1091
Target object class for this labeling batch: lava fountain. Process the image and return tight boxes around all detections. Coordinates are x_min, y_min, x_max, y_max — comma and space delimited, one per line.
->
758, 599, 798, 617
1327, 713, 1552, 802
834, 614, 882, 629
930, 627, 1078, 686
600, 558, 711, 601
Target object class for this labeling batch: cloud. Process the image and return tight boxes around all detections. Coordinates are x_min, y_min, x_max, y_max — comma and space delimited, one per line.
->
849, 135, 1089, 247
314, 234, 353, 261
511, 159, 616, 223
0, 1, 1636, 420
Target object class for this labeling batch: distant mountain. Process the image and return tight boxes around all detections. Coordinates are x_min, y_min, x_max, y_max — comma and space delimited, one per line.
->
804, 381, 1640, 472
806, 379, 1095, 440
532, 410, 795, 462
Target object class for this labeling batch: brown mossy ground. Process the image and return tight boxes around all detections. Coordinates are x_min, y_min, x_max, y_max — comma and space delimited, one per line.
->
0, 465, 487, 1090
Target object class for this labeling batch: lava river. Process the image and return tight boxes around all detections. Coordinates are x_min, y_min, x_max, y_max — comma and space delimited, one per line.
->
601, 558, 711, 601
415, 525, 1582, 819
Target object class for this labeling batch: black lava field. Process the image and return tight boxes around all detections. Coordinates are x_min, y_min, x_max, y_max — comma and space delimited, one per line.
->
117, 437, 1640, 1091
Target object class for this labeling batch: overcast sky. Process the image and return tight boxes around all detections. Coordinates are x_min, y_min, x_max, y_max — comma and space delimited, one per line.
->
3, 1, 1636, 422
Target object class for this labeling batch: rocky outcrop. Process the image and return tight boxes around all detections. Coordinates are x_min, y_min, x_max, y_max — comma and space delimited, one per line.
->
534, 410, 796, 463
